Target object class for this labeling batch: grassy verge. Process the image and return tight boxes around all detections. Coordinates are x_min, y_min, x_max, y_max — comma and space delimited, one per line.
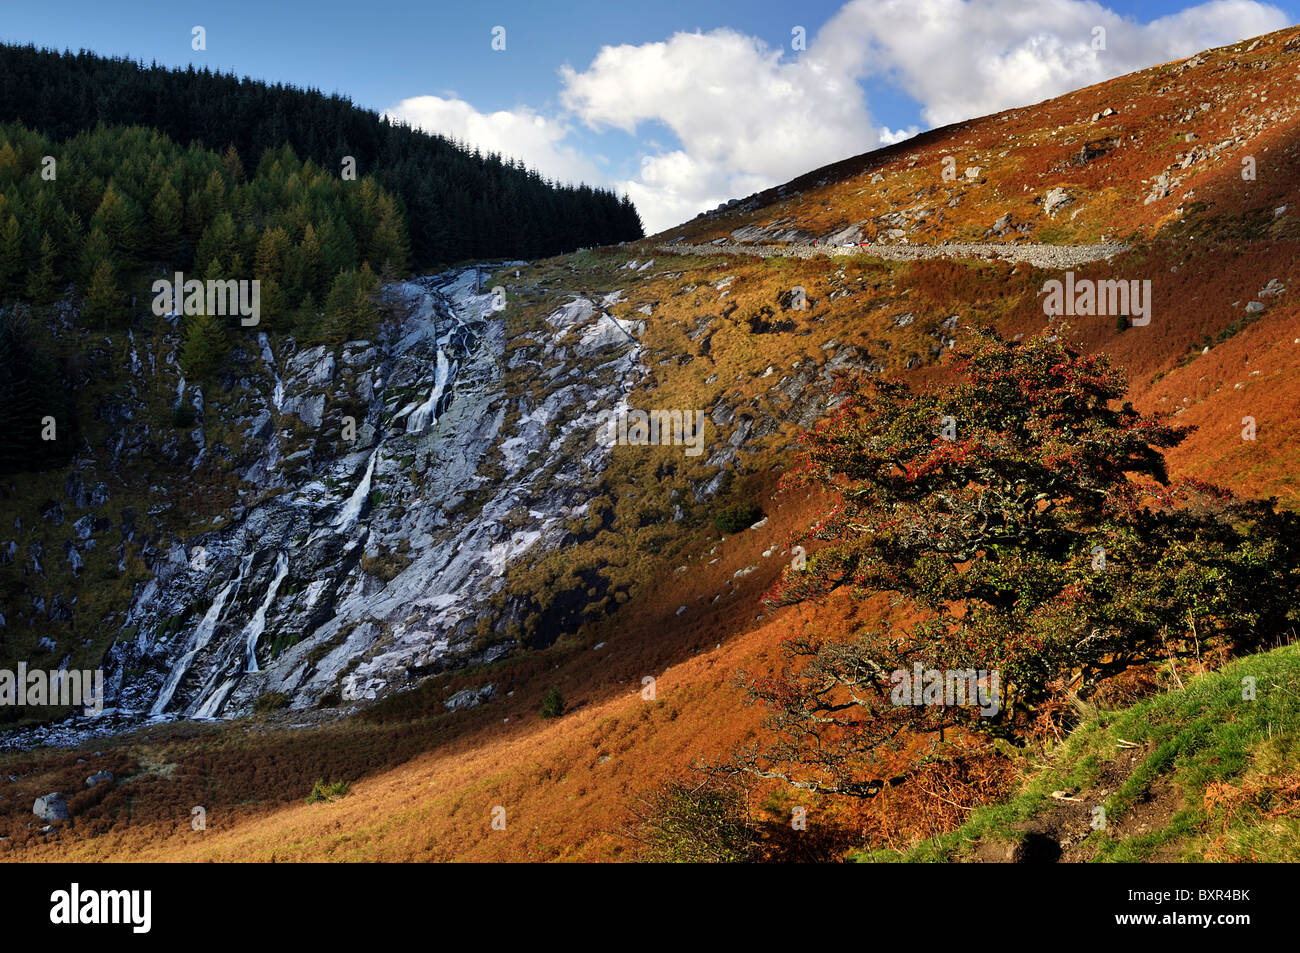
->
856, 641, 1300, 862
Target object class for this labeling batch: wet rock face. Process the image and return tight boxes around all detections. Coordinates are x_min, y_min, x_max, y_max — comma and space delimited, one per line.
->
7, 265, 655, 748
117, 270, 523, 720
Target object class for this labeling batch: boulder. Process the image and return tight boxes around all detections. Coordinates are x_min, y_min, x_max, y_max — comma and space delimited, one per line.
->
1043, 188, 1073, 216
33, 793, 70, 822
444, 684, 496, 712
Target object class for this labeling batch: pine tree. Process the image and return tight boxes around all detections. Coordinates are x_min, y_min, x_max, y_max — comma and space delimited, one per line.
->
195, 213, 236, 278
202, 169, 227, 213
83, 259, 125, 327
180, 308, 228, 380
258, 276, 287, 329
91, 183, 141, 265
299, 222, 322, 299
25, 231, 59, 304
352, 262, 380, 338
78, 226, 113, 284
318, 217, 357, 280
254, 226, 290, 282
0, 214, 20, 299
200, 254, 224, 285
294, 290, 320, 342
221, 144, 245, 184
0, 141, 20, 180
368, 193, 408, 275
322, 269, 355, 345
184, 186, 214, 244
148, 179, 183, 258
0, 44, 644, 267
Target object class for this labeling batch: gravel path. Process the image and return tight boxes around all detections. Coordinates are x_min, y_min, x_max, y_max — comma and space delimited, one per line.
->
657, 240, 1132, 269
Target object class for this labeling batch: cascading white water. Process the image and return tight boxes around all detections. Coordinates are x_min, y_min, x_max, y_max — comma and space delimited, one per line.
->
259, 334, 286, 412
191, 677, 238, 719
243, 551, 290, 673
148, 552, 253, 717
335, 448, 379, 531
181, 552, 287, 718
0, 269, 551, 744
149, 580, 234, 716
405, 347, 451, 433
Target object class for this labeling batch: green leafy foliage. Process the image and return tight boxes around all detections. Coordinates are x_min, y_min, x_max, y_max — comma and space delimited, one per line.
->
627, 777, 762, 862
0, 122, 407, 353
540, 687, 565, 719
713, 501, 764, 534
179, 310, 229, 381
305, 779, 351, 804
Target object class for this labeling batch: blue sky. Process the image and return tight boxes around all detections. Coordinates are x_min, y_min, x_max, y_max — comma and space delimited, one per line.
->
3, 0, 1295, 231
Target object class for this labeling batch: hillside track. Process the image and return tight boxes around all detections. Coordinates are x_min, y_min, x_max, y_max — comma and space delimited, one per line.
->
658, 240, 1132, 269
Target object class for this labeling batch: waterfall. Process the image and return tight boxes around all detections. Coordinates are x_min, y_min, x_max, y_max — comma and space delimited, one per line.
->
259, 333, 286, 412
243, 551, 290, 673
149, 580, 233, 716
335, 449, 379, 531
148, 552, 252, 717
191, 677, 238, 719
405, 347, 451, 433
178, 551, 286, 717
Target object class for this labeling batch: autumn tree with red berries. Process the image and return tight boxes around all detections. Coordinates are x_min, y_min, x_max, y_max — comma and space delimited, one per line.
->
718, 329, 1299, 798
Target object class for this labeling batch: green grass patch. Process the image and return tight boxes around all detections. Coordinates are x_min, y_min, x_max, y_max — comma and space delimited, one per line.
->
306, 779, 351, 804
856, 642, 1300, 862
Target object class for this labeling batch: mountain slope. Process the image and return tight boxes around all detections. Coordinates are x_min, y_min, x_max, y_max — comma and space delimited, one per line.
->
4, 25, 1300, 861
660, 27, 1300, 252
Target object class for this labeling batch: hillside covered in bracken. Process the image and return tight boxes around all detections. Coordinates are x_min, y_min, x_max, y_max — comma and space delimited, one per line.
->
3, 21, 1300, 870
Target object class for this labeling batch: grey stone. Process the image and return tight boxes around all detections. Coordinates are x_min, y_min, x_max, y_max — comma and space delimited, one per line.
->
444, 684, 496, 712
33, 793, 70, 822
85, 771, 115, 789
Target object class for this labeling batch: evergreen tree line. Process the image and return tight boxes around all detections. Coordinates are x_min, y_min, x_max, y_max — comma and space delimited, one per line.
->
0, 44, 645, 265
0, 120, 403, 344
0, 120, 403, 470
0, 305, 73, 473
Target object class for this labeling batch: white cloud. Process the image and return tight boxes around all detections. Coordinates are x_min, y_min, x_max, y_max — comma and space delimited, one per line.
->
822, 0, 1289, 128
879, 125, 921, 146
559, 0, 1285, 233
559, 29, 879, 232
382, 95, 602, 187
385, 1, 1289, 236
